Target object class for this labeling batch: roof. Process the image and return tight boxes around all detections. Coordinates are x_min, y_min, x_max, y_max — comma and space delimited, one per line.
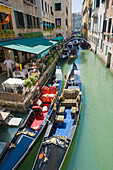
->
51, 36, 64, 42
0, 37, 58, 59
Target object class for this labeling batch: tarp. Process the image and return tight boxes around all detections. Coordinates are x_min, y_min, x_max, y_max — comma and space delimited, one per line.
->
0, 37, 58, 59
51, 36, 64, 42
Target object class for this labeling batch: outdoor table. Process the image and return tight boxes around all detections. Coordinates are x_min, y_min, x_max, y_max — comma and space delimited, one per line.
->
2, 78, 25, 93
13, 69, 28, 78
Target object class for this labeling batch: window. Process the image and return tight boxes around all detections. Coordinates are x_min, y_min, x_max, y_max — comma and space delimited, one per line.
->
26, 14, 32, 27
66, 6, 68, 15
51, 6, 53, 15
30, 0, 33, 4
48, 4, 49, 13
34, 0, 36, 5
55, 18, 61, 26
45, 2, 47, 12
96, 0, 100, 7
102, 44, 104, 52
102, 20, 107, 32
0, 12, 13, 30
42, 0, 43, 10
101, 0, 105, 3
66, 19, 68, 26
37, 17, 40, 27
108, 18, 112, 33
14, 11, 25, 28
55, 3, 61, 11
33, 16, 36, 27
106, 0, 109, 9
105, 45, 108, 55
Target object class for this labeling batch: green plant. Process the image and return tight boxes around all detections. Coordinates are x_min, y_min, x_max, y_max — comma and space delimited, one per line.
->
56, 49, 60, 55
24, 78, 32, 90
62, 42, 65, 48
56, 25, 61, 29
19, 32, 43, 38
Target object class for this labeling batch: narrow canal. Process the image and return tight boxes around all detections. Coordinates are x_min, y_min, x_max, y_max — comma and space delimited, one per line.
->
19, 48, 113, 170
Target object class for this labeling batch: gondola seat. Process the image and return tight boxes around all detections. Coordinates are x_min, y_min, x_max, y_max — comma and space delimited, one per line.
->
70, 107, 77, 115
30, 112, 47, 130
61, 88, 80, 107
55, 115, 64, 123
58, 106, 65, 114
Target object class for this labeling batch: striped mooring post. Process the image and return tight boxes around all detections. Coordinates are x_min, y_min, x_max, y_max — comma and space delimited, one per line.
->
32, 63, 39, 93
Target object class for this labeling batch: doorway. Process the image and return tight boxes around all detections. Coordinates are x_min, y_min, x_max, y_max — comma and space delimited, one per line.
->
106, 52, 111, 68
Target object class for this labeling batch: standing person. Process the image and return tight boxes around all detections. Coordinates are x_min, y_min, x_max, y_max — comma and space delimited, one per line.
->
4, 56, 14, 77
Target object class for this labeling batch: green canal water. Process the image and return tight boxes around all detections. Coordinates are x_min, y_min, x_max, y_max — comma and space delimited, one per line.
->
19, 49, 113, 170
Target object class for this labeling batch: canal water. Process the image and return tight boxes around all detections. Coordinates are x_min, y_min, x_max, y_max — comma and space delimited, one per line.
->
18, 48, 113, 170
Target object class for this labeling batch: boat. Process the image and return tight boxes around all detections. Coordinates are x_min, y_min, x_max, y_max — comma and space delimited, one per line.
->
73, 40, 79, 49
0, 108, 22, 127
67, 42, 73, 49
80, 40, 90, 49
0, 65, 62, 170
69, 48, 77, 60
60, 48, 70, 59
32, 62, 82, 170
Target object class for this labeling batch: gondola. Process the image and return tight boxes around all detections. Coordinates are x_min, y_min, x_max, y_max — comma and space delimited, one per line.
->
33, 62, 82, 170
80, 40, 90, 49
60, 48, 70, 59
69, 48, 77, 60
0, 65, 62, 170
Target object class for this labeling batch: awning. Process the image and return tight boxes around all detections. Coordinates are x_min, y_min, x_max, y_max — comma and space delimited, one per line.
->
0, 37, 58, 59
51, 36, 64, 43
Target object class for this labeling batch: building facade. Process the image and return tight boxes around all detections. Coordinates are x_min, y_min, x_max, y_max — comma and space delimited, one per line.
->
0, 0, 72, 74
0, 0, 40, 73
72, 12, 82, 34
81, 0, 92, 39
89, 0, 113, 71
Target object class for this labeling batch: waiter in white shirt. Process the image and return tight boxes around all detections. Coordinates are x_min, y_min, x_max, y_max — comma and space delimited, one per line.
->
4, 56, 14, 77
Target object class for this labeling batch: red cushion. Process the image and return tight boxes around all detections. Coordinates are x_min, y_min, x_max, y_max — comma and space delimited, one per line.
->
49, 86, 57, 94
42, 86, 49, 94
40, 95, 51, 103
30, 119, 42, 130
43, 103, 50, 107
30, 113, 46, 130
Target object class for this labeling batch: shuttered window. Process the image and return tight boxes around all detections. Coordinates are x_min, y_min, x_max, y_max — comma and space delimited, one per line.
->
108, 18, 112, 33
102, 20, 107, 32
